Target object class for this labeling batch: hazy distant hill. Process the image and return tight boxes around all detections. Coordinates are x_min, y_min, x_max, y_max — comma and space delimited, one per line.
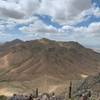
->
0, 38, 100, 95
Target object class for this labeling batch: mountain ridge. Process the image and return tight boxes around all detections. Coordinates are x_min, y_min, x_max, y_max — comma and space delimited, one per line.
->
0, 38, 100, 95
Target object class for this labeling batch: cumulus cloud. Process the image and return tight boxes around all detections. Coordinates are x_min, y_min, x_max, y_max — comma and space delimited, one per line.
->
0, 0, 100, 41
61, 22, 100, 37
0, 0, 99, 25
10, 16, 38, 25
38, 0, 91, 24
19, 20, 59, 34
0, 0, 40, 19
92, 7, 100, 17
0, 7, 25, 19
0, 0, 92, 24
0, 0, 24, 19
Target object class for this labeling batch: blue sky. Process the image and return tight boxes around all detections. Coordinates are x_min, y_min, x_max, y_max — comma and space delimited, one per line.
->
0, 0, 100, 52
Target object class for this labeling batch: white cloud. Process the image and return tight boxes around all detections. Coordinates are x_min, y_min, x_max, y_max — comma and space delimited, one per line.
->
0, 18, 17, 30
0, 0, 99, 29
86, 22, 100, 36
0, 0, 92, 24
38, 0, 91, 24
0, 0, 24, 19
92, 7, 100, 17
0, 0, 99, 25
19, 20, 58, 34
0, 0, 100, 40
10, 16, 38, 25
61, 22, 100, 37
19, 20, 100, 40
0, 0, 40, 19
75, 22, 100, 37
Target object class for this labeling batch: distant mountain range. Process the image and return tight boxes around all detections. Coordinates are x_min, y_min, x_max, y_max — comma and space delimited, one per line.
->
0, 38, 100, 95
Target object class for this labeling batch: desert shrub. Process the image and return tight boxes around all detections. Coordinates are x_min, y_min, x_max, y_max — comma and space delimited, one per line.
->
0, 95, 7, 100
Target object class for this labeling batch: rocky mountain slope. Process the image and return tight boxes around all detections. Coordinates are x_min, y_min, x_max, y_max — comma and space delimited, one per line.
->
0, 38, 100, 95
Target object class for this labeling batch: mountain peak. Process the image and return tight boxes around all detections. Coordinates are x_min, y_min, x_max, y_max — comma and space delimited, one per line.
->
38, 38, 53, 44
39, 38, 51, 41
11, 39, 23, 43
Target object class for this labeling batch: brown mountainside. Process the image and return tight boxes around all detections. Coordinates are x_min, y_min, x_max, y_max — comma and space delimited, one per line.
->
0, 38, 100, 95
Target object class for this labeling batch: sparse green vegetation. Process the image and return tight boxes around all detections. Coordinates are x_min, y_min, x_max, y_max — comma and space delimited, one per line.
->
0, 95, 7, 100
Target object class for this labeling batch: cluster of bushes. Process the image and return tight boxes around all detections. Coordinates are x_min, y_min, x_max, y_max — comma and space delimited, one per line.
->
0, 95, 7, 100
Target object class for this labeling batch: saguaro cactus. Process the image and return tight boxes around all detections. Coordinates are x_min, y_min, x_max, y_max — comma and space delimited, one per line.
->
36, 88, 39, 98
69, 81, 72, 99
